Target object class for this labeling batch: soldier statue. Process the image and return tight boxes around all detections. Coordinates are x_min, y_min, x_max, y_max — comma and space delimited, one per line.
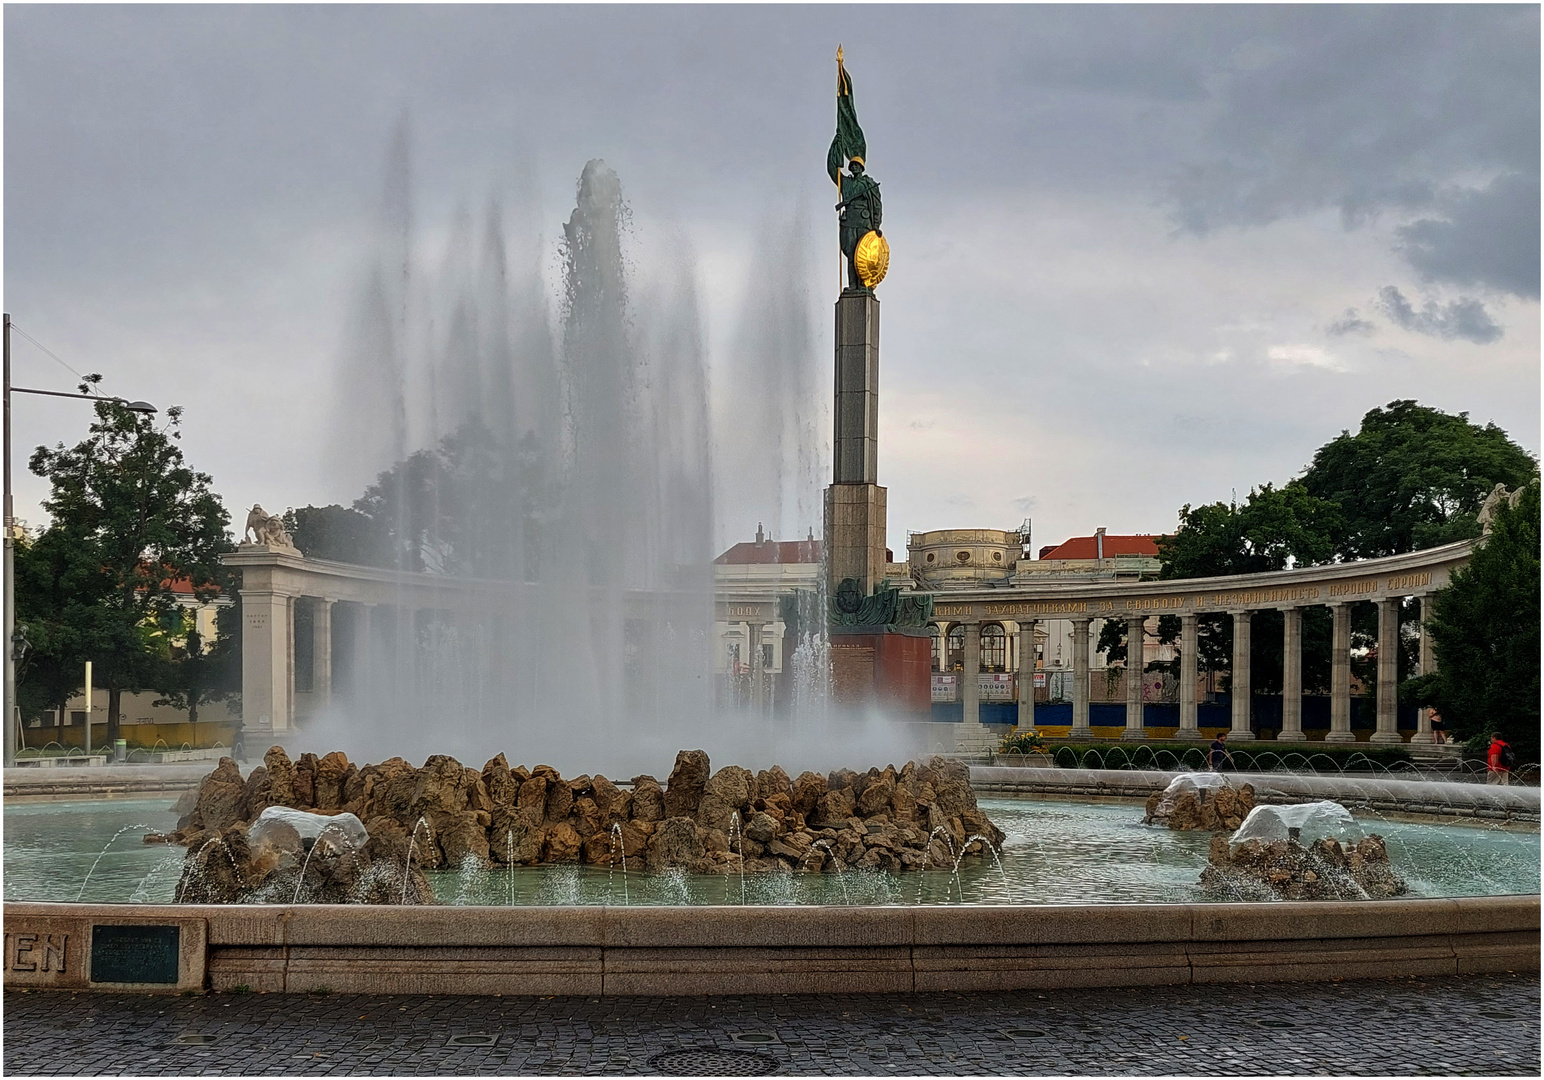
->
828, 46, 889, 292
836, 160, 882, 292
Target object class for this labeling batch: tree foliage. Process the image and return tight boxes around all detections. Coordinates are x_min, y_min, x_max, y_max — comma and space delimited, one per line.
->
1299, 399, 1537, 558
22, 392, 232, 742
286, 420, 549, 579
1408, 480, 1540, 762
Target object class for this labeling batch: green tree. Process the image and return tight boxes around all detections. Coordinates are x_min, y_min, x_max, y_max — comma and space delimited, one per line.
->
283, 504, 383, 565
26, 390, 231, 744
150, 604, 240, 724
1300, 399, 1537, 558
13, 526, 122, 730
1406, 480, 1540, 762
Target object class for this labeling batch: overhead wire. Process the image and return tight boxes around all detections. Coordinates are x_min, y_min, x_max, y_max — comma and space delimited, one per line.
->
9, 322, 107, 398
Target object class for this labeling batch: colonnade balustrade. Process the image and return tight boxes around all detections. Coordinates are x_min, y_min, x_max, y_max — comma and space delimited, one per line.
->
924, 539, 1470, 746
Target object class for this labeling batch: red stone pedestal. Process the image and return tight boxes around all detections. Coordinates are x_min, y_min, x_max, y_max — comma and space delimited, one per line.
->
830, 628, 932, 716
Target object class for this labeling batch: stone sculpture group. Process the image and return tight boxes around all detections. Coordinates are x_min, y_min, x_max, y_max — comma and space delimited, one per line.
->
161, 747, 1006, 904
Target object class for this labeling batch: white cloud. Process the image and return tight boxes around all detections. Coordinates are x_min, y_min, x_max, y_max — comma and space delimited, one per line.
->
1266, 344, 1348, 373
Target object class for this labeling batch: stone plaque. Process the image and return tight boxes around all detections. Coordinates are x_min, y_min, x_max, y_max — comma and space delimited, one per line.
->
91, 924, 180, 985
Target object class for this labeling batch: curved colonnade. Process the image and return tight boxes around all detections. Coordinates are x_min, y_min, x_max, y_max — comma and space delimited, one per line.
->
925, 540, 1472, 746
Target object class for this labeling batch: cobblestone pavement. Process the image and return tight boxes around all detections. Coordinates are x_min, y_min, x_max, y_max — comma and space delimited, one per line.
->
5, 972, 1537, 1076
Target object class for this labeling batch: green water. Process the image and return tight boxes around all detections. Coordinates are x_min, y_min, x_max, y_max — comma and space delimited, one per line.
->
4, 796, 1536, 905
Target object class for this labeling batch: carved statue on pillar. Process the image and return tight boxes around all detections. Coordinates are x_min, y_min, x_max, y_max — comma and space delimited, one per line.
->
243, 504, 298, 552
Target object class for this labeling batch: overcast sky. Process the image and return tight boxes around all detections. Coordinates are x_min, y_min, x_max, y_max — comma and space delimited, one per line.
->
6, 5, 1539, 558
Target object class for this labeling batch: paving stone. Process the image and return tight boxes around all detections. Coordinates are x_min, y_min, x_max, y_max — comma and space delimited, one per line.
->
8, 975, 1535, 1077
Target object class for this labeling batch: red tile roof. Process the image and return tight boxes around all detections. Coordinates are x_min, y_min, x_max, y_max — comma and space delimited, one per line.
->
1037, 534, 1162, 561
715, 539, 822, 565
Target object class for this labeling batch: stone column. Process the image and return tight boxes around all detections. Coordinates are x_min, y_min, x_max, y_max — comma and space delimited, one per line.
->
1411, 596, 1435, 743
1279, 607, 1304, 741
1070, 618, 1092, 739
1326, 602, 1355, 742
284, 596, 296, 730
1419, 596, 1436, 675
1371, 597, 1402, 743
1016, 620, 1037, 730
749, 622, 765, 714
1176, 612, 1201, 739
961, 622, 981, 727
240, 589, 293, 734
1122, 616, 1146, 740
351, 603, 374, 700
1229, 610, 1254, 740
312, 599, 334, 708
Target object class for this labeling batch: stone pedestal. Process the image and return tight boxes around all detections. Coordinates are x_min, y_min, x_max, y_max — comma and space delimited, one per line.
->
824, 484, 888, 598
241, 589, 293, 733
830, 628, 932, 716
825, 288, 887, 597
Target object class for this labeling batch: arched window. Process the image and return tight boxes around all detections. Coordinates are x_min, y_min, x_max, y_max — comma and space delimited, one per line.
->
980, 624, 1007, 673
947, 625, 966, 670
930, 625, 944, 672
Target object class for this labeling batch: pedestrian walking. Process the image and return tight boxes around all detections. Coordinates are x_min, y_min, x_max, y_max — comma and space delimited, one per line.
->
1209, 730, 1234, 771
1487, 733, 1513, 785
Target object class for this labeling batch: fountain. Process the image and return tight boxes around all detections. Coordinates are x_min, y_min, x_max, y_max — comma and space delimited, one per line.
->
2, 138, 1538, 998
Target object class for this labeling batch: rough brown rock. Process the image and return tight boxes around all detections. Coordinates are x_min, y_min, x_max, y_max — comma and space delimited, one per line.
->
754, 766, 793, 802
314, 751, 351, 811
743, 811, 780, 844
663, 750, 711, 819
791, 771, 827, 815
545, 780, 574, 824
179, 757, 247, 835
591, 775, 622, 819
812, 788, 856, 825
706, 766, 754, 809
647, 816, 706, 872
482, 754, 520, 806
293, 753, 319, 808
516, 774, 549, 828
542, 822, 583, 863
630, 776, 665, 822
263, 746, 298, 808
858, 772, 896, 818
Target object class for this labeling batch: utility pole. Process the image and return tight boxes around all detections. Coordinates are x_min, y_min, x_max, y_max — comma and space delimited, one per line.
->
4, 312, 16, 768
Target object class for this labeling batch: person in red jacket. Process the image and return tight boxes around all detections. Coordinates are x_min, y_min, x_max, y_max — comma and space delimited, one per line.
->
1487, 733, 1513, 785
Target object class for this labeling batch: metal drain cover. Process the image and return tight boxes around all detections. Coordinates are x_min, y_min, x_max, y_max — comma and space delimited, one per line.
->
447, 1034, 499, 1047
649, 1048, 778, 1076
1001, 1028, 1047, 1039
175, 1034, 221, 1046
1255, 1020, 1295, 1029
730, 1032, 781, 1045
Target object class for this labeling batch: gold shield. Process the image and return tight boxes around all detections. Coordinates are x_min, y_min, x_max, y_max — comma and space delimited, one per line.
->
854, 230, 890, 288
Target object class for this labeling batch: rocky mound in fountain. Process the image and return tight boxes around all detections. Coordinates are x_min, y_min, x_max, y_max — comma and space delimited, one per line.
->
173, 805, 437, 905
1142, 773, 1256, 831
1199, 802, 1408, 900
159, 747, 1005, 902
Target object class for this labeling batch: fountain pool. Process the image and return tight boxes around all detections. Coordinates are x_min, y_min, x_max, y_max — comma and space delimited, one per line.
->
5, 796, 1537, 906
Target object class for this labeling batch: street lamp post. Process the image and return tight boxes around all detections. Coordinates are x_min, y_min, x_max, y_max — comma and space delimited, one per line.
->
3, 313, 156, 767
